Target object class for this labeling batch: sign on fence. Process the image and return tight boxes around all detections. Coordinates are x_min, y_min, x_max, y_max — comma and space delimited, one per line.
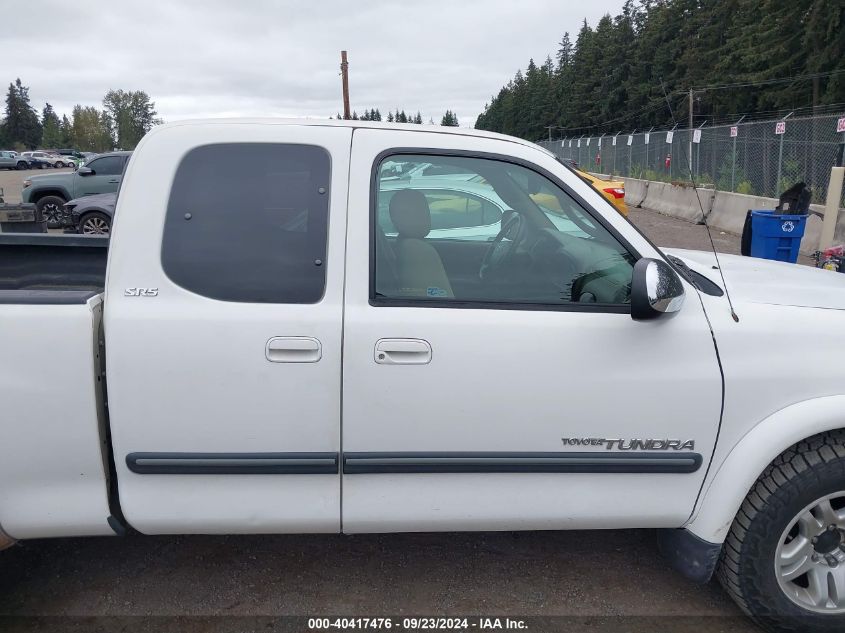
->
536, 112, 844, 202
693, 129, 702, 144
644, 132, 650, 144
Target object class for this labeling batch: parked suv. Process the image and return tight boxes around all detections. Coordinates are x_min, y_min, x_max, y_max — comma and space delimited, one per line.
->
56, 149, 85, 169
0, 151, 29, 170
56, 148, 85, 159
21, 151, 131, 226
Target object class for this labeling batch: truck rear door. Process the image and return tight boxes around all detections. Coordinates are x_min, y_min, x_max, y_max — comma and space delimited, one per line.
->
104, 123, 349, 534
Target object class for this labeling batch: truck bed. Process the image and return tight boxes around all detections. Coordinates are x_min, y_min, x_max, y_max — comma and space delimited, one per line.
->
0, 290, 114, 538
0, 233, 108, 302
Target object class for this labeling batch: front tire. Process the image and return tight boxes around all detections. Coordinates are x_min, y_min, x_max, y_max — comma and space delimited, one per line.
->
36, 195, 67, 228
78, 211, 111, 235
717, 431, 845, 633
16, 161, 27, 170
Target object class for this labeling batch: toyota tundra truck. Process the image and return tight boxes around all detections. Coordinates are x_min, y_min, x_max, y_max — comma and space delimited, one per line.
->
2, 119, 845, 633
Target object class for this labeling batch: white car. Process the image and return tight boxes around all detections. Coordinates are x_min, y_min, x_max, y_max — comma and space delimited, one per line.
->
2, 119, 845, 633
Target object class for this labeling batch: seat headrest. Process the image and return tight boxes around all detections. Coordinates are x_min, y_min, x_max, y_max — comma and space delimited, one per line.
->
389, 189, 431, 239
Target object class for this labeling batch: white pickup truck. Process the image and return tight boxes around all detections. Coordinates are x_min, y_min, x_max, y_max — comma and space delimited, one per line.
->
2, 119, 845, 632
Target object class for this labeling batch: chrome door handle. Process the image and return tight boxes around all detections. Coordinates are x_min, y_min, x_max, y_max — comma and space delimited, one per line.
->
108, 179, 120, 183
266, 337, 322, 363
374, 338, 432, 365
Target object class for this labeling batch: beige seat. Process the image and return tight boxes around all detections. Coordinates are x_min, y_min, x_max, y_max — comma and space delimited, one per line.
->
388, 189, 454, 298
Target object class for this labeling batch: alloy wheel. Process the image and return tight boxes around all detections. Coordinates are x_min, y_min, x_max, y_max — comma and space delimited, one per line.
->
775, 492, 845, 613
82, 217, 110, 235
41, 203, 61, 225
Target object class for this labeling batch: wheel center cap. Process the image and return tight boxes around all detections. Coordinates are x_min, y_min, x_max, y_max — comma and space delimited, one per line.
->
814, 529, 842, 554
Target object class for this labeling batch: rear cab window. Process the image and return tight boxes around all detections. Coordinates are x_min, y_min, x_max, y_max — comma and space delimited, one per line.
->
161, 143, 331, 303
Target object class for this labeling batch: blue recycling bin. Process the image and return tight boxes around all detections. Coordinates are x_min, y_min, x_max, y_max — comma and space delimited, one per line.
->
749, 210, 808, 264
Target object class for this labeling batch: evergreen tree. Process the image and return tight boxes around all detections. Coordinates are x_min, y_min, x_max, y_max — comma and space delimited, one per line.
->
556, 32, 573, 73
41, 103, 63, 148
475, 0, 845, 140
441, 110, 459, 126
3, 79, 41, 149
60, 114, 72, 146
387, 111, 395, 122
414, 111, 423, 124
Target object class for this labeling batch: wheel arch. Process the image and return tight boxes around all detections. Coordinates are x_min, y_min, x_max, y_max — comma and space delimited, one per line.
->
31, 188, 70, 203
77, 206, 110, 217
686, 395, 845, 544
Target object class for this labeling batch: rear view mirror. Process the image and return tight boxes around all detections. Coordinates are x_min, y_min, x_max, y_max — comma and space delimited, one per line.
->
631, 258, 685, 320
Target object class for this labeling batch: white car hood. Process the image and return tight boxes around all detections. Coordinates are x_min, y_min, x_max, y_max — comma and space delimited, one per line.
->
664, 248, 845, 311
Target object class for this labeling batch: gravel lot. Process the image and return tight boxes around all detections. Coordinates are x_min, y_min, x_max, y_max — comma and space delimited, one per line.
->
0, 531, 756, 632
0, 166, 74, 204
0, 200, 771, 633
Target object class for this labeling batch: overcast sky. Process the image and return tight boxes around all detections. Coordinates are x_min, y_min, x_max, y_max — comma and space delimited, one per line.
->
5, 0, 624, 128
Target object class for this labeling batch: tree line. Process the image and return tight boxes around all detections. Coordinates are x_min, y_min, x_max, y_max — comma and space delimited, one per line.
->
475, 0, 844, 141
336, 107, 460, 126
1, 78, 161, 152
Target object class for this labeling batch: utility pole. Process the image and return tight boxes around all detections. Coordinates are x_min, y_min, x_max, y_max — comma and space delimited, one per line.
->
340, 51, 351, 120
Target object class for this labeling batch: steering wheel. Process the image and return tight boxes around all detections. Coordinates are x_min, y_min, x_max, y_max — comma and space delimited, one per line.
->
480, 212, 522, 281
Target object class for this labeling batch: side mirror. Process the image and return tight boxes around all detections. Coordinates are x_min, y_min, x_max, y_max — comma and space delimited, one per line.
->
631, 258, 685, 320
77, 166, 94, 176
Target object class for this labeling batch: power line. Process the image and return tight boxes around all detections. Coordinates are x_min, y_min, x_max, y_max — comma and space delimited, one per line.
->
550, 93, 685, 135
691, 69, 845, 92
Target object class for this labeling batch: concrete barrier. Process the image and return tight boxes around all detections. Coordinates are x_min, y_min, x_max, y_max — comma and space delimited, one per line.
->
623, 177, 649, 208
636, 180, 715, 223
624, 178, 845, 256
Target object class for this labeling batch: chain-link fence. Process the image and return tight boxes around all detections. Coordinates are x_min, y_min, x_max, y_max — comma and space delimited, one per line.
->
539, 113, 845, 206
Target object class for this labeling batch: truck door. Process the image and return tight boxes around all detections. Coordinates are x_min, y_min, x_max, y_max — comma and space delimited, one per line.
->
341, 129, 722, 532
75, 154, 126, 197
105, 125, 349, 534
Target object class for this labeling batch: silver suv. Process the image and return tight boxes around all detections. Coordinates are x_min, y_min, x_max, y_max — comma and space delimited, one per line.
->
0, 151, 29, 170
